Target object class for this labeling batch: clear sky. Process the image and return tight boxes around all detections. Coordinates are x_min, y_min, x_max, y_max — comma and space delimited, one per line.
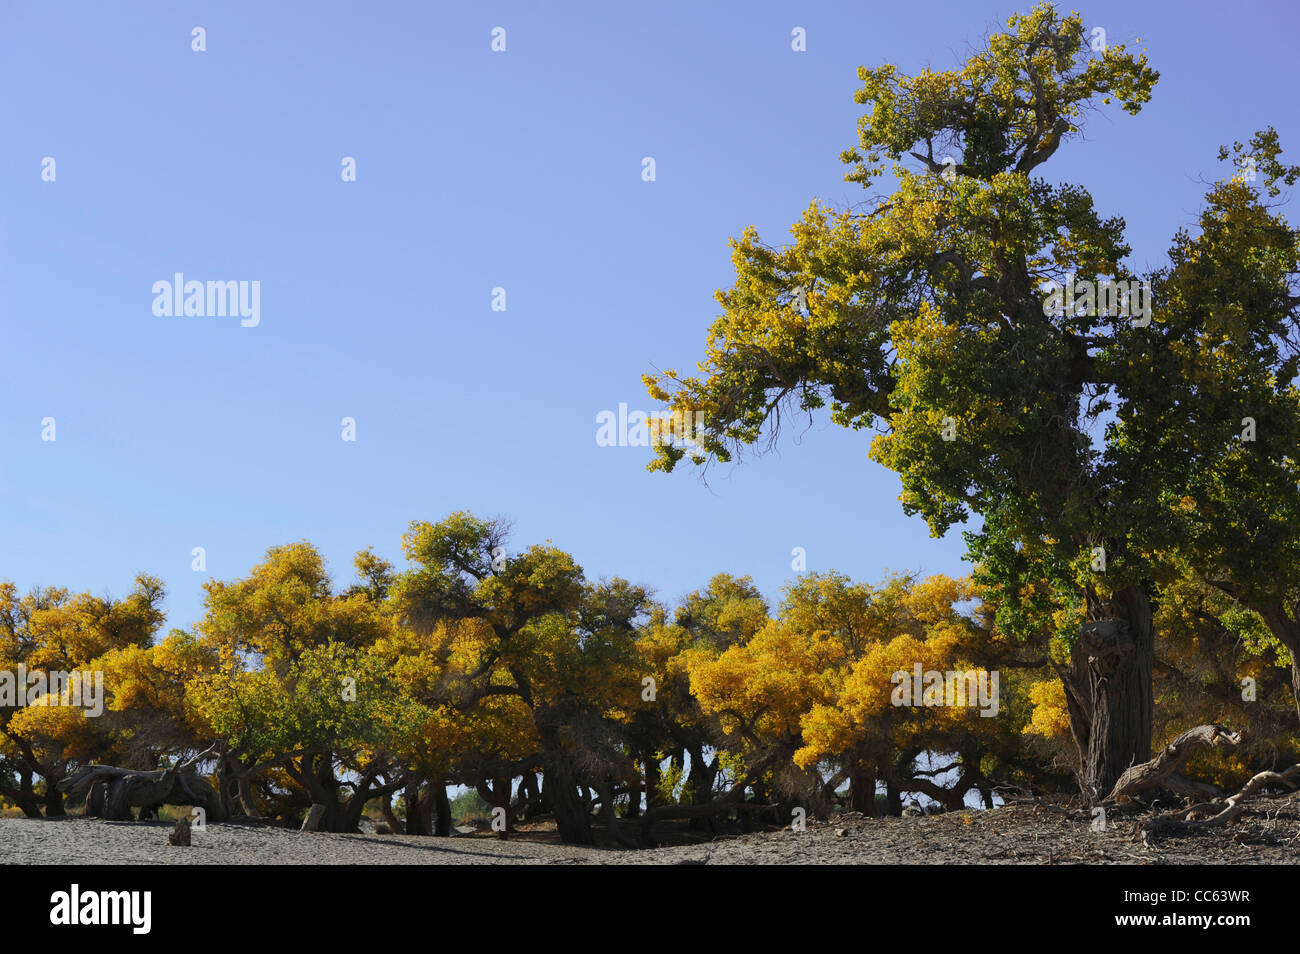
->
2, 0, 1297, 634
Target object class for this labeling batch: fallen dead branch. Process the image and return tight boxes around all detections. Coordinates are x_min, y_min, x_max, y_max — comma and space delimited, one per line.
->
1141, 764, 1300, 845
58, 747, 227, 824
1104, 724, 1243, 805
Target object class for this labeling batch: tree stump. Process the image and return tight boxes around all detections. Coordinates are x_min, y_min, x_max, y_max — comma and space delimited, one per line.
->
301, 804, 327, 832
168, 818, 192, 847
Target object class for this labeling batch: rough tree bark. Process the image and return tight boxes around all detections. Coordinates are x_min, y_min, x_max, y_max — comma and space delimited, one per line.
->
285, 752, 344, 832
1256, 603, 1300, 724
685, 746, 720, 834
848, 759, 878, 816
235, 772, 261, 817
1103, 723, 1244, 804
1060, 586, 1155, 799
543, 755, 593, 845
538, 716, 595, 845
686, 746, 717, 804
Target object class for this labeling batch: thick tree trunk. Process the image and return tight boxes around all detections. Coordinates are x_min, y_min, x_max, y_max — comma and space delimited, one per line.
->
213, 757, 233, 819
417, 784, 434, 835
341, 769, 398, 834
222, 755, 262, 818
1062, 585, 1155, 799
533, 703, 597, 845
43, 774, 66, 817
848, 761, 877, 816
550, 782, 593, 844
1291, 663, 1300, 726
13, 768, 43, 818
380, 794, 402, 833
540, 741, 594, 845
685, 746, 719, 834
432, 783, 451, 837
1255, 604, 1300, 725
404, 781, 425, 836
1105, 724, 1243, 803
885, 780, 902, 817
286, 752, 348, 833
686, 746, 716, 804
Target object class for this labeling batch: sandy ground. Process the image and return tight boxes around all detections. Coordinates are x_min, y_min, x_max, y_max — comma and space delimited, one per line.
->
3, 797, 1299, 864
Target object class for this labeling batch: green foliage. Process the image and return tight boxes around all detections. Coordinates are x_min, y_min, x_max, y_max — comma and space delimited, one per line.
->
448, 788, 492, 824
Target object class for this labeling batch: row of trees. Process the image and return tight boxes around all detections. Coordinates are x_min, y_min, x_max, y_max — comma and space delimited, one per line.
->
2, 510, 1296, 843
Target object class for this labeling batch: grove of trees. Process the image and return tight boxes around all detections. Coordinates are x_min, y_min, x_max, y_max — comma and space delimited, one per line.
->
2, 510, 1297, 844
4, 3, 1298, 846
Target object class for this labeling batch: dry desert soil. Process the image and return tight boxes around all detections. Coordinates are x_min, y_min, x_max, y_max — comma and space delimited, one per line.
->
3, 797, 1299, 864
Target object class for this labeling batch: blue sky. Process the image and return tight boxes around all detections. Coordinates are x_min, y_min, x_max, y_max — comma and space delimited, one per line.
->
2, 0, 1297, 633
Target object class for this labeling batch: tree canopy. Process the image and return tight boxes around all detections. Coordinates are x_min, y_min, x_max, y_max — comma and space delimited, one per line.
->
644, 1, 1299, 796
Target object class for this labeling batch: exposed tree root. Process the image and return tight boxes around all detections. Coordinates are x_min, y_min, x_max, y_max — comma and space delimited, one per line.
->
1140, 764, 1300, 845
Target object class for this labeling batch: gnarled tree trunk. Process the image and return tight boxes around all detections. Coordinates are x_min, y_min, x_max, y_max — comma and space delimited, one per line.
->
539, 728, 594, 845
380, 793, 402, 833
5, 767, 43, 818
59, 763, 227, 823
1060, 585, 1155, 799
848, 759, 877, 816
1256, 603, 1300, 725
885, 779, 902, 817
